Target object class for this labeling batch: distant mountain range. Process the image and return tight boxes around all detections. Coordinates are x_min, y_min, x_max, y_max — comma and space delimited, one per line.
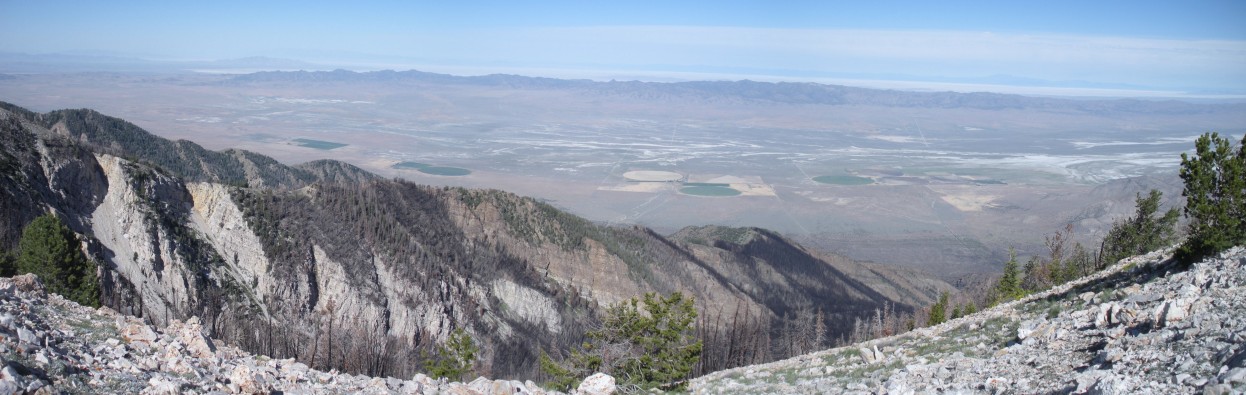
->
5, 51, 1243, 98
0, 52, 324, 73
226, 69, 1246, 114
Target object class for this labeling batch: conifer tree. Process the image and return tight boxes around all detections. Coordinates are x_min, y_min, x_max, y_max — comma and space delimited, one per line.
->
1177, 132, 1246, 263
1100, 190, 1180, 267
16, 213, 99, 307
425, 328, 478, 381
542, 292, 702, 391
928, 291, 949, 326
993, 248, 1025, 305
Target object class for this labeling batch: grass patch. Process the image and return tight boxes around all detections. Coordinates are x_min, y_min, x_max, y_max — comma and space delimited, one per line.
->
292, 138, 347, 150
392, 161, 431, 169
1047, 305, 1063, 319
418, 166, 471, 176
680, 186, 741, 196
813, 175, 873, 185
822, 348, 860, 365
982, 316, 1020, 349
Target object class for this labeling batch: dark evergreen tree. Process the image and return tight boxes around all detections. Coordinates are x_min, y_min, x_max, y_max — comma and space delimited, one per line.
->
425, 328, 478, 381
992, 248, 1025, 305
0, 252, 14, 277
1100, 190, 1180, 267
1176, 132, 1246, 263
928, 291, 949, 326
963, 301, 978, 316
16, 213, 99, 307
542, 292, 702, 391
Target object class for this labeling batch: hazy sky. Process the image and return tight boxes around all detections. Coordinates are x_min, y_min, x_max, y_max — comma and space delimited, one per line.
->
2, 0, 1244, 93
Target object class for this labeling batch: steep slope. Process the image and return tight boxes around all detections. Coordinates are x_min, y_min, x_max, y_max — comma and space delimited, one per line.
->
691, 246, 1246, 394
670, 225, 951, 312
0, 102, 953, 378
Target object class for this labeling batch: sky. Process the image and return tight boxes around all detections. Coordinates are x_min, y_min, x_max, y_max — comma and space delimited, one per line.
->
2, 0, 1245, 94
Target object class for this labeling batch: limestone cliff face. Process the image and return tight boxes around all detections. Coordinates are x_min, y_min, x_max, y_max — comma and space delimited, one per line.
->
185, 182, 272, 310
89, 153, 196, 325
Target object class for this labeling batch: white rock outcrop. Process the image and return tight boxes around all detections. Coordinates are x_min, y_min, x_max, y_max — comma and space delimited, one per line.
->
0, 274, 613, 395
691, 247, 1246, 394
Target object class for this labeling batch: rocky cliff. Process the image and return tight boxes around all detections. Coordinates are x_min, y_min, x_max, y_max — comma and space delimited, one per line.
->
690, 246, 1246, 394
0, 102, 953, 378
0, 273, 600, 394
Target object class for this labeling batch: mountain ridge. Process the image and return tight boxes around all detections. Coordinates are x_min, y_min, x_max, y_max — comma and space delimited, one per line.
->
0, 102, 953, 379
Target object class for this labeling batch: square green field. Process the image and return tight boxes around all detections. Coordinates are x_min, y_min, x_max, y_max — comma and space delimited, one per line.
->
293, 138, 348, 150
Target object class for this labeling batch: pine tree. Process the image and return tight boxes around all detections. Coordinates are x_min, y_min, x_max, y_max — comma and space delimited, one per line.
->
541, 292, 702, 391
928, 291, 949, 326
425, 328, 478, 381
993, 248, 1024, 305
1176, 132, 1246, 263
16, 213, 99, 307
1100, 190, 1180, 267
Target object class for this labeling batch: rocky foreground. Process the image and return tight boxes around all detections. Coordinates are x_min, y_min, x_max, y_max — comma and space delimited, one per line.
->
2, 247, 1244, 394
692, 247, 1246, 394
0, 273, 621, 395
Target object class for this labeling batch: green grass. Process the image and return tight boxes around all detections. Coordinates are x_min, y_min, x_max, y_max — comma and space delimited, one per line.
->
419, 166, 471, 176
392, 161, 431, 169
680, 186, 741, 196
393, 161, 471, 176
813, 175, 873, 185
292, 138, 347, 150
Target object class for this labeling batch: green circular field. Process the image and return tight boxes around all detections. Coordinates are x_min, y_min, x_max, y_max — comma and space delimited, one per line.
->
813, 175, 873, 185
680, 186, 741, 197
392, 161, 431, 170
419, 166, 471, 176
